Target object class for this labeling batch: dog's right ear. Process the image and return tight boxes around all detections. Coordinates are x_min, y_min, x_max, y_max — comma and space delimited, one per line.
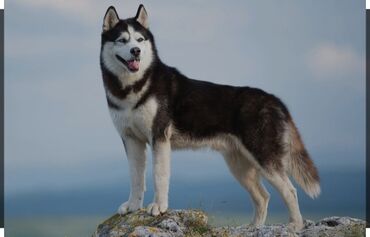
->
135, 4, 148, 28
103, 6, 120, 32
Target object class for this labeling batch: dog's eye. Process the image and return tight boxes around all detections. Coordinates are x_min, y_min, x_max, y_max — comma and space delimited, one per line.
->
137, 37, 144, 42
117, 38, 127, 43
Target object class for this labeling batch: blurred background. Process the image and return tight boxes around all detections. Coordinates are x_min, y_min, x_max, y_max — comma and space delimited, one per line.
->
5, 0, 365, 236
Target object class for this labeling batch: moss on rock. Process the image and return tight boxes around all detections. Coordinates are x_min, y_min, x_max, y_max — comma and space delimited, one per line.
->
93, 210, 366, 237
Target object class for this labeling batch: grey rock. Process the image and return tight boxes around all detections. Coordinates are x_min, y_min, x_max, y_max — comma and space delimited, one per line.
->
93, 209, 365, 237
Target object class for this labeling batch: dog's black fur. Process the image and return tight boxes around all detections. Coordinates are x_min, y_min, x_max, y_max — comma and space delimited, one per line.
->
100, 6, 306, 171
100, 6, 320, 229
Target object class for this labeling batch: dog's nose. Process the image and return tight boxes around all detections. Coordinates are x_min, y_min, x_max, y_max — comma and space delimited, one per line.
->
130, 47, 141, 57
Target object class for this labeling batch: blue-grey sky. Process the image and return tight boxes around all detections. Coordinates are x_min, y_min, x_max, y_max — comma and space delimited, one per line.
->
5, 0, 365, 197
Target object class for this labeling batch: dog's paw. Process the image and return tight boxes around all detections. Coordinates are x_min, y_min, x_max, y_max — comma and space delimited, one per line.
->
287, 220, 304, 232
146, 202, 168, 216
117, 201, 141, 215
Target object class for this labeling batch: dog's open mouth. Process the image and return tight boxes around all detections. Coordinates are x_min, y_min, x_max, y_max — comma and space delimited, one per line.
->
115, 54, 140, 72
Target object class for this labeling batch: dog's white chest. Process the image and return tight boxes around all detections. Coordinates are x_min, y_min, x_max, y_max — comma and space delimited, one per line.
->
109, 97, 158, 143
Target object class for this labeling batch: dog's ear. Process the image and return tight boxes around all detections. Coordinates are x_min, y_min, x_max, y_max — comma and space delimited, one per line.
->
103, 6, 120, 32
135, 4, 148, 28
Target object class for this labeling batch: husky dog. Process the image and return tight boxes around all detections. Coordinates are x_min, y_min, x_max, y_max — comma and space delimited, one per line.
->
100, 5, 320, 231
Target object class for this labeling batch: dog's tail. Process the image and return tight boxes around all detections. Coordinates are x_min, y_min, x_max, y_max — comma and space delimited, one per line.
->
287, 120, 320, 199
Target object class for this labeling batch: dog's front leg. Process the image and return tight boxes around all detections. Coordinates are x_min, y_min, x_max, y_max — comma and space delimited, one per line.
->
117, 136, 147, 215
147, 140, 171, 216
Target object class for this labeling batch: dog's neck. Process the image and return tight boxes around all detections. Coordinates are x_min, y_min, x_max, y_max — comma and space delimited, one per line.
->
101, 62, 153, 100
119, 70, 146, 88
101, 60, 146, 88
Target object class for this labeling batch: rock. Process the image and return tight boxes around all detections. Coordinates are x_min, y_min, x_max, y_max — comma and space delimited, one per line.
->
93, 210, 209, 237
93, 209, 366, 237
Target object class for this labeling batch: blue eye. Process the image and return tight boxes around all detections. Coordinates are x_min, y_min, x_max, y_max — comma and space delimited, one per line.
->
137, 37, 144, 42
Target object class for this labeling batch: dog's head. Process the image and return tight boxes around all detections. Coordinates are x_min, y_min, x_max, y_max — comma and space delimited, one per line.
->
100, 5, 156, 78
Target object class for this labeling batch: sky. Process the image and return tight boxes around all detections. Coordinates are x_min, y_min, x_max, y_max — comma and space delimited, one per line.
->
4, 0, 365, 198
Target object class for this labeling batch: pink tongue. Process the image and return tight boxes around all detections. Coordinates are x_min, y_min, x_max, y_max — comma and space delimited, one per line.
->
128, 60, 140, 70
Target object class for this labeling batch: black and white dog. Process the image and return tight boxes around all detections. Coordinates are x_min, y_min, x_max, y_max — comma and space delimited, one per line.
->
100, 5, 320, 231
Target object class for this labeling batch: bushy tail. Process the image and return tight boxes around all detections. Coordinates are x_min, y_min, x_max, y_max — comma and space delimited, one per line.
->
288, 121, 321, 199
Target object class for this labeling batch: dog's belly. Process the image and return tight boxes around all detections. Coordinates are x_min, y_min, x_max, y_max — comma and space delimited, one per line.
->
170, 131, 237, 152
109, 97, 158, 143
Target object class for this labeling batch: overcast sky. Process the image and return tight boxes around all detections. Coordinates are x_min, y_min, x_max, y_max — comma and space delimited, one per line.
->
4, 0, 365, 196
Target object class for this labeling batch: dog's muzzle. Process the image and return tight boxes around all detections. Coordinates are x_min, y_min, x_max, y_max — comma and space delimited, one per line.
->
115, 54, 140, 72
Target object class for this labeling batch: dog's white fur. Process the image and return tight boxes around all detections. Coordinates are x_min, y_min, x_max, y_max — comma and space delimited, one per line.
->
101, 7, 307, 231
101, 26, 153, 87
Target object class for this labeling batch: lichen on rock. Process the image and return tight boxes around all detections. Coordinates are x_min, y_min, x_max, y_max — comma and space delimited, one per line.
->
93, 210, 366, 237
93, 209, 210, 237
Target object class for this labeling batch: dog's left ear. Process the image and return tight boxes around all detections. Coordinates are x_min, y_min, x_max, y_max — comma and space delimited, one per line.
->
135, 4, 148, 28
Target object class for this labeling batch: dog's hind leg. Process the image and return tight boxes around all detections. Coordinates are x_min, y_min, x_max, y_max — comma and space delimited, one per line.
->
223, 152, 270, 226
262, 170, 304, 231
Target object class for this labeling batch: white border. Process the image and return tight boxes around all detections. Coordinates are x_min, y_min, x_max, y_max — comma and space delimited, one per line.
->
367, 0, 370, 9
367, 228, 370, 236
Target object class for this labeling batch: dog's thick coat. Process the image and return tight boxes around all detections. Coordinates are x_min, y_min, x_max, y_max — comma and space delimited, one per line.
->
100, 5, 320, 231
